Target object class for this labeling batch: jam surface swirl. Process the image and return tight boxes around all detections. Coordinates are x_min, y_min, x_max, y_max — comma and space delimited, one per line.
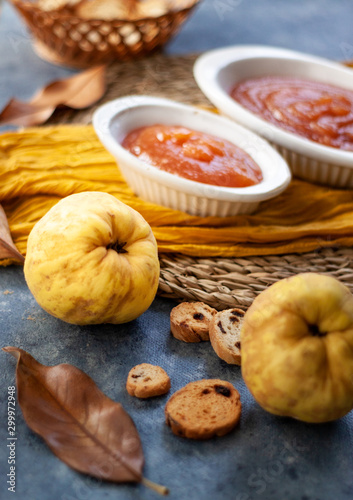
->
231, 76, 353, 151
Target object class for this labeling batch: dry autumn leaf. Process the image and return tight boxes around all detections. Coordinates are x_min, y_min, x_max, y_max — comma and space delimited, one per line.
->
0, 65, 106, 127
0, 205, 25, 263
3, 346, 168, 495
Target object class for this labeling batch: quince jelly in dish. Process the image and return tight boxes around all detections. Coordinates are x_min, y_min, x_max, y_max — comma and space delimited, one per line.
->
122, 125, 263, 187
231, 76, 353, 151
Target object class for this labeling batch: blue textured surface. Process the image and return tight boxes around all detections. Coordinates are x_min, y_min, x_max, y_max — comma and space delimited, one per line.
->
0, 266, 352, 500
1, 1, 353, 498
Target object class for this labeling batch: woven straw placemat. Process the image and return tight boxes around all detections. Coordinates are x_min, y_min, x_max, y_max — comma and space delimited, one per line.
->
158, 248, 353, 309
49, 52, 353, 310
48, 52, 210, 125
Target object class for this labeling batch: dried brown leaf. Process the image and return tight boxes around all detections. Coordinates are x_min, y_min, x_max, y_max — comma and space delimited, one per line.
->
30, 65, 106, 109
0, 66, 106, 127
0, 100, 55, 128
0, 205, 25, 263
3, 346, 168, 495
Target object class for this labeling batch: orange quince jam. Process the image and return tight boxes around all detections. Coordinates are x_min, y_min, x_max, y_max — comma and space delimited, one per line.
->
122, 125, 263, 188
231, 76, 353, 151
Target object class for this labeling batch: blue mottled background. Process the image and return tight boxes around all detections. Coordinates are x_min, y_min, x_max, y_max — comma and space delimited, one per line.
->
0, 266, 352, 500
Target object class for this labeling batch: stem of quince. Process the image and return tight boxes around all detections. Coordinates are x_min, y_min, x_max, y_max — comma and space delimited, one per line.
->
107, 241, 128, 253
308, 323, 326, 337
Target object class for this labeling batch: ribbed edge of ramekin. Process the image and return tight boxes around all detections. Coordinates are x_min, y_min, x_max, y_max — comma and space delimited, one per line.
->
120, 167, 259, 217
270, 143, 353, 188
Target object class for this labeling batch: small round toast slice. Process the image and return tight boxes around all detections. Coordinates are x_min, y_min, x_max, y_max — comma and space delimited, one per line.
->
170, 302, 217, 342
165, 379, 241, 439
209, 308, 245, 365
126, 363, 171, 398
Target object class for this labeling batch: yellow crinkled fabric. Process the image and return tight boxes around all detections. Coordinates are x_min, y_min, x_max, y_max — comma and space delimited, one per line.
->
1, 123, 353, 263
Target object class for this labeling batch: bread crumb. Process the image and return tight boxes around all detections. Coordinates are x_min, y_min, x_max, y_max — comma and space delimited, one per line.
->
3, 290, 14, 295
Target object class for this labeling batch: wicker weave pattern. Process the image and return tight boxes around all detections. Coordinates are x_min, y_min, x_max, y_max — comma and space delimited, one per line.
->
159, 247, 353, 309
11, 0, 198, 67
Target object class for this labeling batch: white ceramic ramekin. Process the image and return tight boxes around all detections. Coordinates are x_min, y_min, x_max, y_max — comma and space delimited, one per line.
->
93, 95, 291, 217
194, 45, 353, 188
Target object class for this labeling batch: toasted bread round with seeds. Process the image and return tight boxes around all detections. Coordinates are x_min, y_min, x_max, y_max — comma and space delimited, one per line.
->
165, 379, 241, 439
170, 302, 217, 342
209, 308, 245, 365
126, 363, 171, 398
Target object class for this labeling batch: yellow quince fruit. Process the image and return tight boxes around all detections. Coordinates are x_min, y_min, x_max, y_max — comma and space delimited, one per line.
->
24, 191, 160, 325
241, 272, 353, 423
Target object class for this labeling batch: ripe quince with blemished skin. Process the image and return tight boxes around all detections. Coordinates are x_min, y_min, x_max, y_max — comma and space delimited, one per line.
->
24, 192, 160, 325
241, 273, 353, 423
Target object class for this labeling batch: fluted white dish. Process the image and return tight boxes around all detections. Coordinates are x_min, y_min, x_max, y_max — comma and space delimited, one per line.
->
194, 45, 353, 188
93, 95, 291, 216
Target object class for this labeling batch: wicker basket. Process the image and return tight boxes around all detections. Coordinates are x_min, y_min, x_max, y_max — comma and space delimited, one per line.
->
11, 0, 200, 67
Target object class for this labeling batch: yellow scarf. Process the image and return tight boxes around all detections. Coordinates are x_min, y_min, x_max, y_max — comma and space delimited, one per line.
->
1, 124, 353, 263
